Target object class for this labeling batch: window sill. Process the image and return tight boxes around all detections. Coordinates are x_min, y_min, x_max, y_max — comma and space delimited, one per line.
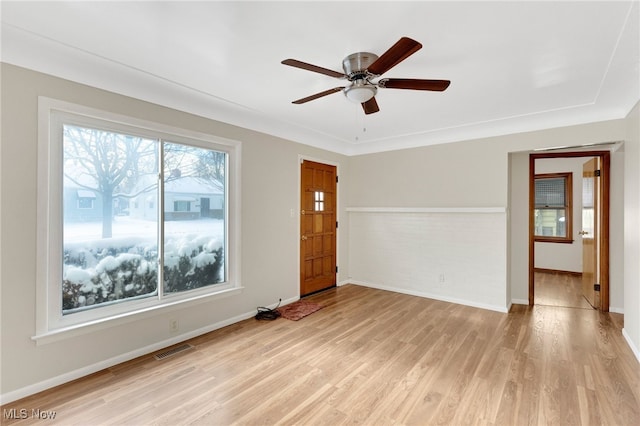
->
32, 286, 244, 346
534, 238, 574, 244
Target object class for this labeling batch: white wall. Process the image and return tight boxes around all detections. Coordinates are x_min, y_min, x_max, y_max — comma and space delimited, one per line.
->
346, 137, 513, 310
348, 208, 507, 312
623, 102, 640, 361
0, 64, 349, 402
348, 120, 628, 313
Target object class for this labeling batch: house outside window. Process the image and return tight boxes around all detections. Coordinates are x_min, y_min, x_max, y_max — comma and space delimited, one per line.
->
76, 190, 95, 209
534, 172, 573, 243
77, 198, 94, 209
36, 98, 241, 339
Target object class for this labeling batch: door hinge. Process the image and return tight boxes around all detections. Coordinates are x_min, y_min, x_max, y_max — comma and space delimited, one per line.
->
594, 283, 601, 291
336, 221, 338, 229
594, 169, 601, 177
336, 266, 338, 273
336, 175, 339, 183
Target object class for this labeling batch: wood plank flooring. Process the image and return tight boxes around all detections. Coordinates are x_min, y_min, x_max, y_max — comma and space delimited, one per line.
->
2, 284, 639, 425
534, 270, 593, 310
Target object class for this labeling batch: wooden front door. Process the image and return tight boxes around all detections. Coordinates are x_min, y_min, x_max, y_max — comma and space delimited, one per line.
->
300, 160, 337, 296
581, 157, 600, 308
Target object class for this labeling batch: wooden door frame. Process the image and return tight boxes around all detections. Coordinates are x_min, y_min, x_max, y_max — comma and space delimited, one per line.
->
298, 155, 340, 297
528, 150, 611, 311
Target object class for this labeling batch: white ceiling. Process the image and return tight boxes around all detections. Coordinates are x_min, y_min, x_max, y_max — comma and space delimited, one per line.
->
2, 1, 639, 155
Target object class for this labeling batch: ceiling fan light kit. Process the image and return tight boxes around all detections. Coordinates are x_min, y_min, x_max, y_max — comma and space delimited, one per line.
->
344, 81, 377, 103
282, 37, 450, 115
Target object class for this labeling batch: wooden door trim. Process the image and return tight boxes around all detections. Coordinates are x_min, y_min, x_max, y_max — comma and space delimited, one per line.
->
298, 156, 339, 297
528, 150, 611, 311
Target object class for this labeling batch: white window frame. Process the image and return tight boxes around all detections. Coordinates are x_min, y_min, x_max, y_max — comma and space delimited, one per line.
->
34, 97, 242, 344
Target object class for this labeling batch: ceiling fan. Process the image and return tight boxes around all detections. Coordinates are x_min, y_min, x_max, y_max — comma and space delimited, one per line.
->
281, 37, 450, 115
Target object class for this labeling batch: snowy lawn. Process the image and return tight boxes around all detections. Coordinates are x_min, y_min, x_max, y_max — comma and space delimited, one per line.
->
64, 216, 224, 242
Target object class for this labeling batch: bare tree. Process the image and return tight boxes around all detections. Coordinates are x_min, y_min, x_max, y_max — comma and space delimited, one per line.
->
197, 150, 226, 182
64, 127, 226, 238
164, 143, 225, 182
63, 125, 156, 238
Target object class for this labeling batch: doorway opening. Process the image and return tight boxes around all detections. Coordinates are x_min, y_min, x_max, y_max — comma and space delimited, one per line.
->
528, 151, 611, 311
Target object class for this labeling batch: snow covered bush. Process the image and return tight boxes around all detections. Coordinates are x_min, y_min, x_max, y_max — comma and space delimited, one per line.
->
163, 246, 223, 293
62, 235, 223, 312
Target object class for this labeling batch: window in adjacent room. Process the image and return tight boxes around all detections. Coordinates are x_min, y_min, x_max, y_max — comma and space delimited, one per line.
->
534, 172, 573, 243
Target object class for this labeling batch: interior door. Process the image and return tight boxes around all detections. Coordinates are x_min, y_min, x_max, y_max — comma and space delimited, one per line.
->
581, 157, 600, 308
300, 160, 337, 296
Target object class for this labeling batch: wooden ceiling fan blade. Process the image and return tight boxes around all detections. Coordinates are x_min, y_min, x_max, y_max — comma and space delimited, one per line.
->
281, 59, 345, 78
292, 87, 345, 104
366, 37, 422, 76
362, 97, 380, 115
379, 78, 451, 91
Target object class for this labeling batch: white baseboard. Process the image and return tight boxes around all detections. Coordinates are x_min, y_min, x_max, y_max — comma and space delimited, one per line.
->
512, 299, 624, 315
0, 298, 295, 405
622, 328, 640, 364
349, 280, 509, 313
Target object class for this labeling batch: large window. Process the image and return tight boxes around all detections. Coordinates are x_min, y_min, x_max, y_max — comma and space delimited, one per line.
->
534, 172, 573, 243
36, 98, 240, 338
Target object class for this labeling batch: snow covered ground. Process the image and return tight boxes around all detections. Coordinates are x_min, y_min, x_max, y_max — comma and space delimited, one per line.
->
64, 216, 224, 243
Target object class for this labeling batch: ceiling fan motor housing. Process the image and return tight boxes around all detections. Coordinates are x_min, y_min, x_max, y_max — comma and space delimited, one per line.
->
342, 52, 379, 80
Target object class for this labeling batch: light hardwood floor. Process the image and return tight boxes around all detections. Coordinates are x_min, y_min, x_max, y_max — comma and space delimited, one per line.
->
534, 270, 594, 310
2, 284, 639, 425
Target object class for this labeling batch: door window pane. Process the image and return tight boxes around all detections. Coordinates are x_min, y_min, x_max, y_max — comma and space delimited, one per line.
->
582, 174, 595, 236
314, 191, 324, 211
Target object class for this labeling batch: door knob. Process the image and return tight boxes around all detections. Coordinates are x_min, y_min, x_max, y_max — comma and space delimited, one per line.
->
301, 235, 308, 241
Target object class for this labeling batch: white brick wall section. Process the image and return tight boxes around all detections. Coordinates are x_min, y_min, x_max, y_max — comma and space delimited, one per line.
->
347, 208, 508, 312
